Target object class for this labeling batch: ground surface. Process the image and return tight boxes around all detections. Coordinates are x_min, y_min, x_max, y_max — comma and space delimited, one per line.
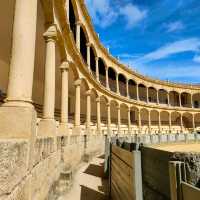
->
58, 155, 109, 200
151, 143, 200, 152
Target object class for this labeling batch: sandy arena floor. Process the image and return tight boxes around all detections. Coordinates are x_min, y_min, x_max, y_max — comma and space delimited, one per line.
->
151, 143, 200, 152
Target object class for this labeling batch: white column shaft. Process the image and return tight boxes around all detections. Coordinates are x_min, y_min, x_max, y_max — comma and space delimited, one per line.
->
87, 45, 91, 70
86, 93, 91, 129
106, 68, 109, 89
7, 0, 38, 104
76, 23, 81, 50
95, 57, 99, 81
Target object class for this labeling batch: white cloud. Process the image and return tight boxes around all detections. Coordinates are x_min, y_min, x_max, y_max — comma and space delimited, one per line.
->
85, 0, 117, 28
85, 0, 147, 29
165, 21, 185, 32
137, 38, 200, 63
193, 54, 200, 63
119, 4, 147, 29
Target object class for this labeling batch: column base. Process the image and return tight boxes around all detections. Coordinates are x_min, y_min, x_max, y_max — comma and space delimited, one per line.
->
72, 126, 81, 135
37, 119, 57, 137
0, 105, 37, 139
58, 123, 69, 135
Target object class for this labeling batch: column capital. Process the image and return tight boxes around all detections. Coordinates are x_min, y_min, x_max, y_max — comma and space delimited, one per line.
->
96, 97, 100, 102
60, 61, 69, 71
86, 42, 91, 47
95, 56, 99, 62
76, 20, 82, 26
74, 79, 82, 87
43, 25, 57, 42
85, 90, 91, 96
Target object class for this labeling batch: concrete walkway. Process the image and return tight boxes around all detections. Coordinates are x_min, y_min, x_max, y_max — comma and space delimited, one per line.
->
58, 155, 109, 200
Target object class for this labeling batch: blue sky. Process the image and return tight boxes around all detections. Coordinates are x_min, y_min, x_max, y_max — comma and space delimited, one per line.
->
85, 0, 200, 84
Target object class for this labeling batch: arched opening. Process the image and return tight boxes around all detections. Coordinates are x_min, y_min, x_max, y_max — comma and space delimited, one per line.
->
171, 112, 181, 133
193, 93, 200, 108
90, 45, 96, 77
140, 108, 149, 134
90, 89, 97, 126
100, 95, 108, 126
130, 107, 139, 127
108, 67, 116, 92
120, 103, 128, 125
182, 113, 193, 129
128, 79, 137, 100
195, 113, 200, 129
148, 87, 157, 103
150, 110, 159, 126
181, 92, 191, 107
160, 111, 169, 126
118, 74, 127, 97
110, 100, 118, 134
80, 26, 88, 64
98, 58, 106, 87
158, 89, 168, 105
169, 91, 180, 107
138, 84, 147, 102
69, 0, 76, 39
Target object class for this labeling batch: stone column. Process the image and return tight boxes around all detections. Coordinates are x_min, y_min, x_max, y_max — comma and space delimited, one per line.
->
96, 97, 101, 134
180, 113, 183, 133
107, 102, 111, 135
95, 57, 99, 81
136, 84, 139, 101
190, 94, 193, 108
158, 112, 161, 133
169, 112, 172, 133
138, 110, 142, 134
59, 61, 69, 135
147, 87, 149, 103
116, 74, 120, 94
126, 79, 129, 98
148, 110, 151, 133
179, 93, 182, 107
86, 43, 91, 70
86, 90, 91, 134
106, 68, 109, 89
128, 107, 131, 134
76, 21, 81, 51
66, 0, 69, 21
192, 114, 195, 131
73, 79, 82, 135
0, 0, 38, 138
117, 105, 121, 134
168, 92, 170, 106
38, 25, 57, 136
157, 90, 159, 104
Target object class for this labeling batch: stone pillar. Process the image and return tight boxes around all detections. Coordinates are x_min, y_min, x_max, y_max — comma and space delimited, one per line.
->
38, 25, 57, 136
86, 90, 91, 134
192, 114, 195, 132
128, 107, 131, 134
148, 110, 151, 133
73, 79, 82, 135
179, 93, 181, 107
126, 79, 129, 98
147, 88, 149, 103
168, 92, 170, 106
0, 0, 38, 138
158, 112, 161, 133
180, 113, 183, 133
96, 97, 101, 134
107, 102, 111, 135
106, 68, 109, 89
190, 94, 193, 108
138, 110, 141, 134
76, 21, 81, 50
169, 112, 172, 133
116, 74, 120, 94
157, 90, 159, 104
66, 0, 69, 21
95, 57, 99, 81
59, 61, 69, 135
117, 105, 121, 134
86, 43, 91, 70
136, 84, 139, 101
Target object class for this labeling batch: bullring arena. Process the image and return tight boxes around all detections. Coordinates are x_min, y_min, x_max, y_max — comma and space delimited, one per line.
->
0, 0, 199, 200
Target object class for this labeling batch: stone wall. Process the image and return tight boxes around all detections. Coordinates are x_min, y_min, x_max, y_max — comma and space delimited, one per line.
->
0, 134, 105, 200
